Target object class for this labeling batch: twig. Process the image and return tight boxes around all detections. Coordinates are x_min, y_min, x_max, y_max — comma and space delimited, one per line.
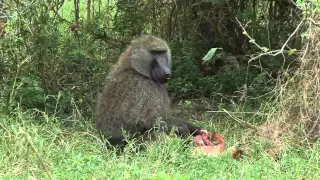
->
247, 50, 286, 63
235, 17, 267, 52
0, 123, 11, 135
206, 110, 266, 116
213, 109, 258, 130
23, 131, 53, 180
273, 19, 305, 56
307, 18, 320, 26
236, 16, 305, 57
50, 7, 71, 24
81, 131, 104, 145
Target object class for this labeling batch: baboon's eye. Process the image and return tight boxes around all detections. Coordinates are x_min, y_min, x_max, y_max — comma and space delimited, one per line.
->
150, 50, 166, 55
151, 50, 169, 64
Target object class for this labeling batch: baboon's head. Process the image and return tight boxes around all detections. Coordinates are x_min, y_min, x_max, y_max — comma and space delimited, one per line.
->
129, 35, 172, 84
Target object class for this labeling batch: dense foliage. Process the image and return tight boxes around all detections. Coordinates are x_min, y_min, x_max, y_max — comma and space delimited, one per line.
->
0, 0, 302, 118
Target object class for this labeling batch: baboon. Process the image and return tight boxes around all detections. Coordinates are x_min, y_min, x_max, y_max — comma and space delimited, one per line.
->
95, 35, 205, 149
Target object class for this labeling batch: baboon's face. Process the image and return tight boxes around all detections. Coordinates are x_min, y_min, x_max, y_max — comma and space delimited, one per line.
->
150, 50, 171, 84
129, 35, 172, 84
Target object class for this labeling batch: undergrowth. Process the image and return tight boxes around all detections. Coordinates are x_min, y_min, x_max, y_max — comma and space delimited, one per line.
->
0, 109, 319, 180
254, 13, 320, 155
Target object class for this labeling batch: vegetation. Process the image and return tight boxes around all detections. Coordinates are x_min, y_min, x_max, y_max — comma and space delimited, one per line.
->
0, 0, 319, 179
1, 112, 319, 179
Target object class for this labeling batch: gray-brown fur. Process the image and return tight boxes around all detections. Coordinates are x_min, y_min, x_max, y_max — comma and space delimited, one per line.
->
95, 35, 202, 147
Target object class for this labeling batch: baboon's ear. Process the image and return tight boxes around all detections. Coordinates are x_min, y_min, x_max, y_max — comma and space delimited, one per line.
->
130, 48, 153, 78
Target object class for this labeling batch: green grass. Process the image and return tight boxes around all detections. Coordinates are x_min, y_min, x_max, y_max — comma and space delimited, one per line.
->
0, 110, 319, 180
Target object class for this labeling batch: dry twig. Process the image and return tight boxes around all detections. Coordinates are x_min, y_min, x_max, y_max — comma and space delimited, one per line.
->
22, 130, 53, 180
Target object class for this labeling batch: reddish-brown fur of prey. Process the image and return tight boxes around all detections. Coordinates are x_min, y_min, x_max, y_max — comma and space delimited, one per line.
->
193, 132, 226, 156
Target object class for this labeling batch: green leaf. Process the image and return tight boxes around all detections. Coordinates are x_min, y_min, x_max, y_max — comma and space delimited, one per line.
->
202, 48, 220, 62
288, 48, 297, 55
261, 47, 269, 52
184, 100, 191, 105
296, 0, 303, 5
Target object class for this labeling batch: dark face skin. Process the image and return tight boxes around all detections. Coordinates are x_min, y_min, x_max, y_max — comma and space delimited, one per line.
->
150, 51, 171, 84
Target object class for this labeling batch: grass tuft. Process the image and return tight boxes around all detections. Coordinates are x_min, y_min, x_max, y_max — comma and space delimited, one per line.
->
0, 110, 319, 179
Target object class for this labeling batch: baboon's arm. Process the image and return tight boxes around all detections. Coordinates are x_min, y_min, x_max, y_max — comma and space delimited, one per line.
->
184, 121, 203, 136
105, 134, 127, 148
158, 116, 203, 138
